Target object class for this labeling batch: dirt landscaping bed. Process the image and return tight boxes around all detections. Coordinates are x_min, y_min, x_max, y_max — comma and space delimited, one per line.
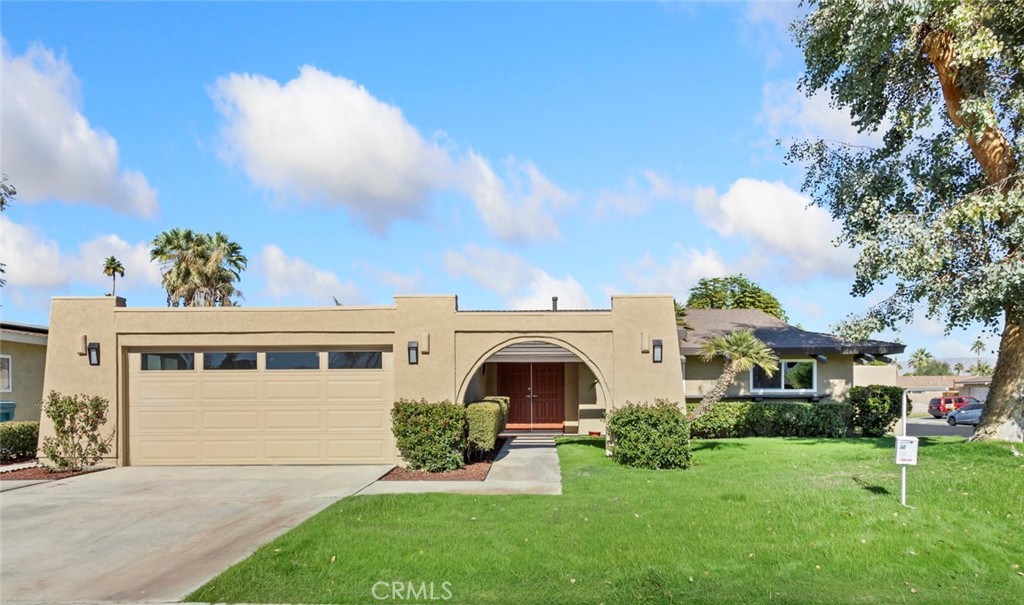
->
0, 465, 111, 481
379, 437, 508, 481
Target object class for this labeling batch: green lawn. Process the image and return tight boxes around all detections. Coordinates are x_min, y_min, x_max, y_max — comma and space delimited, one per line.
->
188, 437, 1023, 604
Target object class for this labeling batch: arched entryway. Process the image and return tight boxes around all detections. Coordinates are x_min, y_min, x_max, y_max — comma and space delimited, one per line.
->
458, 338, 610, 433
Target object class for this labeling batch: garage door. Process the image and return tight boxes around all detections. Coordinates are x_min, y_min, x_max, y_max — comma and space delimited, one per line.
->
127, 350, 395, 465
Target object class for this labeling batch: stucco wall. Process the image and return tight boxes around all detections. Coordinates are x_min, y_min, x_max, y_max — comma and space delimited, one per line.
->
852, 364, 899, 387
683, 354, 857, 402
40, 294, 685, 464
1, 339, 47, 422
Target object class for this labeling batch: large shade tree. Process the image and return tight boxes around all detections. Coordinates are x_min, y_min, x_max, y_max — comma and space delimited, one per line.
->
787, 0, 1024, 441
150, 229, 247, 307
685, 274, 789, 322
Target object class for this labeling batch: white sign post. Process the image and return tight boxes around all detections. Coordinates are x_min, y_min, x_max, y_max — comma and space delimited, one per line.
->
896, 390, 918, 507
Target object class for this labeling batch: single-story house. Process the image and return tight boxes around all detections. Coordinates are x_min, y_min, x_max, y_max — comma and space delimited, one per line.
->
895, 375, 963, 411
38, 295, 903, 466
954, 376, 992, 402
1, 321, 49, 423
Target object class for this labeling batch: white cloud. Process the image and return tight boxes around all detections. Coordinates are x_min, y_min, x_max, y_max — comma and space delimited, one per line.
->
1, 41, 158, 216
354, 262, 422, 294
0, 217, 160, 307
594, 170, 690, 220
758, 80, 884, 147
211, 66, 570, 242
444, 245, 592, 310
742, 2, 807, 68
622, 245, 731, 300
692, 178, 856, 281
259, 245, 361, 305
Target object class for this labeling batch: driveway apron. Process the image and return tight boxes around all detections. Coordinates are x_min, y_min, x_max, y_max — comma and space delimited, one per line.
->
0, 465, 389, 604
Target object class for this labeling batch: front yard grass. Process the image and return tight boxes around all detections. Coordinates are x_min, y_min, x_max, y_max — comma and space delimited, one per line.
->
189, 437, 1023, 604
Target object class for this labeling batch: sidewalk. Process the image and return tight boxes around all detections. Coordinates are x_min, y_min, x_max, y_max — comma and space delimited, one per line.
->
358, 433, 562, 496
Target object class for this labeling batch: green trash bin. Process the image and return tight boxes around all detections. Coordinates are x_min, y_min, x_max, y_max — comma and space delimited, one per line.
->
0, 402, 15, 422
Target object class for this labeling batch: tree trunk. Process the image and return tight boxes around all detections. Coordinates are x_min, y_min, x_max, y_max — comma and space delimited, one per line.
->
971, 311, 1024, 442
925, 26, 1022, 442
688, 361, 738, 421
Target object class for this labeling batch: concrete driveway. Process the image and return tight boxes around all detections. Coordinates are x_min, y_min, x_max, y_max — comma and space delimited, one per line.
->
0, 465, 390, 604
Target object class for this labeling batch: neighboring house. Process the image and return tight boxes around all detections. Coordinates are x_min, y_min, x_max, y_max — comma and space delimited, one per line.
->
895, 375, 961, 411
0, 321, 49, 423
680, 309, 904, 402
38, 295, 904, 467
954, 376, 992, 402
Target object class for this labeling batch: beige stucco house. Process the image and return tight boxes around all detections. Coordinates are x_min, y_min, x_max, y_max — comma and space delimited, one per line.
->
38, 295, 902, 467
1, 321, 48, 423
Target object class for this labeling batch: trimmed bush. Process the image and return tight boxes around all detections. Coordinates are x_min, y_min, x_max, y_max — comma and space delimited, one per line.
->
690, 401, 852, 439
0, 421, 39, 463
848, 385, 907, 437
40, 391, 115, 471
482, 396, 510, 430
606, 400, 691, 470
466, 402, 502, 457
391, 400, 467, 472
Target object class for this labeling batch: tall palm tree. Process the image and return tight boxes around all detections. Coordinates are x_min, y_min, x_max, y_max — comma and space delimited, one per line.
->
907, 348, 934, 372
970, 337, 986, 368
102, 256, 125, 297
953, 362, 964, 375
688, 330, 779, 421
150, 229, 247, 307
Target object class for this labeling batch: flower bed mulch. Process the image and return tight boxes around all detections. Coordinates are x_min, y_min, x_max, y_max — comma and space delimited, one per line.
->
0, 464, 111, 481
379, 437, 509, 481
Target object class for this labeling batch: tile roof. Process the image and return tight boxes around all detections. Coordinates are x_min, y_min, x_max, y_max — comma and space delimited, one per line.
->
678, 308, 905, 356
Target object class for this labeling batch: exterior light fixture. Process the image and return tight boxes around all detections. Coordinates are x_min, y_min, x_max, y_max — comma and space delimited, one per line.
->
652, 339, 663, 363
87, 342, 101, 366
407, 341, 419, 365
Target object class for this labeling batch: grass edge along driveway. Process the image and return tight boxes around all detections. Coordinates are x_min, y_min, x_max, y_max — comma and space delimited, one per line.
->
189, 436, 1023, 604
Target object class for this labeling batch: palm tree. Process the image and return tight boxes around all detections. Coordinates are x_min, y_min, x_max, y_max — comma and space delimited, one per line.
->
907, 348, 934, 372
953, 362, 964, 375
102, 256, 125, 297
688, 330, 779, 421
970, 337, 986, 367
150, 229, 247, 307
968, 360, 994, 376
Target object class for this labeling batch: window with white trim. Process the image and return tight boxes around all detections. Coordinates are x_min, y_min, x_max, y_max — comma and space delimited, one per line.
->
0, 355, 11, 392
751, 360, 816, 392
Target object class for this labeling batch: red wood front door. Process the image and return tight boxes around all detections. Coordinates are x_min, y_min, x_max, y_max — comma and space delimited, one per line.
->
498, 363, 565, 429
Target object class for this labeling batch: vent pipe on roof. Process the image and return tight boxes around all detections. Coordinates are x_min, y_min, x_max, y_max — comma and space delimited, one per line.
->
552, 296, 558, 311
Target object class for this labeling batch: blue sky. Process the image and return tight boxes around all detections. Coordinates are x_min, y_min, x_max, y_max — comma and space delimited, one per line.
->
0, 1, 1000, 363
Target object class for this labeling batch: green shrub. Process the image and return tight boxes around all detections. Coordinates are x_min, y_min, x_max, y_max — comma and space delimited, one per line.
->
466, 402, 502, 457
848, 385, 907, 437
40, 391, 115, 471
690, 401, 852, 439
606, 400, 691, 470
391, 400, 467, 472
0, 421, 39, 463
482, 395, 510, 430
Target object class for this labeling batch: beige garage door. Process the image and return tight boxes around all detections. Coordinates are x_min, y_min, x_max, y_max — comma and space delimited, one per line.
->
128, 350, 395, 465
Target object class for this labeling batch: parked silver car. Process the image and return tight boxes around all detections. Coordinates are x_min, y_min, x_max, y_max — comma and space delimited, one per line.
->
947, 403, 984, 426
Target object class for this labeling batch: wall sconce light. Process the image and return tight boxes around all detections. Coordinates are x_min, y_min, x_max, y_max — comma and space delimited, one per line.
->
407, 341, 419, 365
87, 342, 101, 366
652, 339, 663, 363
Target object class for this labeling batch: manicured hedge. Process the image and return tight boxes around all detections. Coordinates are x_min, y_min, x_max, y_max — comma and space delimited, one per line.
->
848, 385, 907, 437
391, 400, 467, 472
690, 401, 853, 439
606, 401, 691, 470
482, 396, 510, 428
466, 402, 503, 456
0, 421, 39, 463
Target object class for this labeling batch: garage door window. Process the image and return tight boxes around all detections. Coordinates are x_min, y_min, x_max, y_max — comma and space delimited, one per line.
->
204, 352, 257, 370
266, 351, 320, 370
329, 351, 383, 369
142, 353, 195, 371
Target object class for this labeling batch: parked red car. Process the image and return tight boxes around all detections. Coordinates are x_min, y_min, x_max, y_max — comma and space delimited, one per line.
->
928, 396, 981, 418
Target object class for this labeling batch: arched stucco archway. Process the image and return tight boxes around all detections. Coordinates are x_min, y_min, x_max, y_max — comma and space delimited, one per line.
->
456, 335, 611, 412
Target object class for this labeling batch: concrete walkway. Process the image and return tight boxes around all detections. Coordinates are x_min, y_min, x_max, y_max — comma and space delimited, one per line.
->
359, 433, 562, 496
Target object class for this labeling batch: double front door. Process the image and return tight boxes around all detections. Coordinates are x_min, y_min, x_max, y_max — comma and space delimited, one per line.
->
498, 363, 565, 430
